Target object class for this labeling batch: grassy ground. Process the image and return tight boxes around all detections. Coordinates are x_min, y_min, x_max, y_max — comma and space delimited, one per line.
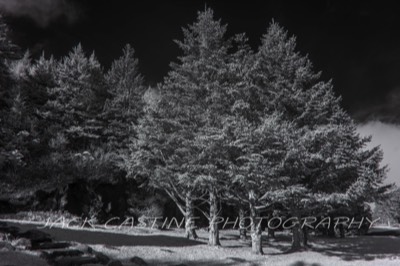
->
93, 229, 400, 266
1, 220, 400, 266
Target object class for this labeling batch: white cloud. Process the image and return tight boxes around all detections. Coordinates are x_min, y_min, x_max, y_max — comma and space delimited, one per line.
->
357, 121, 400, 186
0, 0, 80, 27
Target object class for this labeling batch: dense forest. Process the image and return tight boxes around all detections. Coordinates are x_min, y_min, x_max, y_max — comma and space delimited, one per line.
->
0, 9, 398, 254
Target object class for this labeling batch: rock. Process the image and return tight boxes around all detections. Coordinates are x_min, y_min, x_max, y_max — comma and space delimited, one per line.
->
0, 241, 15, 251
107, 260, 123, 266
12, 237, 31, 249
93, 250, 110, 264
54, 256, 99, 266
129, 256, 148, 266
75, 243, 93, 254
0, 232, 8, 241
33, 241, 72, 250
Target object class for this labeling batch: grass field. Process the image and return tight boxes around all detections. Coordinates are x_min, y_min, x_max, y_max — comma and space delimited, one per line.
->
93, 229, 400, 266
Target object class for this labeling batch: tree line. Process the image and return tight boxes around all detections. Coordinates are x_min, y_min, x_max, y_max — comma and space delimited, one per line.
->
0, 9, 392, 254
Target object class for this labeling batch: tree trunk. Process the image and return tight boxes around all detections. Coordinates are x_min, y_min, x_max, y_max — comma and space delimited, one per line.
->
249, 192, 263, 255
184, 191, 198, 239
268, 228, 275, 238
302, 227, 308, 246
291, 222, 302, 250
239, 206, 247, 241
339, 224, 345, 238
327, 222, 335, 237
208, 189, 220, 246
267, 213, 275, 239
291, 210, 304, 251
59, 186, 68, 211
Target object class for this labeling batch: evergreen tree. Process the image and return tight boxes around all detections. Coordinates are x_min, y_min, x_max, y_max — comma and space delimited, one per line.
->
373, 187, 400, 225
129, 9, 236, 243
0, 16, 19, 109
43, 44, 108, 158
7, 52, 53, 183
220, 22, 388, 254
225, 113, 299, 254
0, 16, 24, 185
251, 22, 388, 250
103, 44, 145, 155
41, 45, 114, 217
164, 8, 241, 245
129, 82, 205, 239
250, 22, 319, 122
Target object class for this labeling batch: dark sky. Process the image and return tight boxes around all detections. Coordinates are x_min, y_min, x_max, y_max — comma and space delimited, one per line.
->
2, 0, 400, 121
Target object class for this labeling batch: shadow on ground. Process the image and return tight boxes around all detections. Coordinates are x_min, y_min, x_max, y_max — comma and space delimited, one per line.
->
289, 262, 321, 266
7, 222, 203, 247
311, 235, 400, 261
142, 258, 322, 266
266, 233, 400, 261
143, 258, 261, 266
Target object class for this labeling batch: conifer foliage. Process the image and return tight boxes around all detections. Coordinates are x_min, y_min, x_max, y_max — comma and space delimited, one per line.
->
129, 9, 235, 243
247, 23, 388, 251
104, 44, 145, 154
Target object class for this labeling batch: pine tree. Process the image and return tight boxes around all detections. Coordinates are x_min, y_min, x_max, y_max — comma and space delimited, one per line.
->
225, 113, 298, 254
0, 16, 24, 184
250, 22, 319, 122
167, 8, 244, 245
251, 22, 388, 250
0, 16, 19, 109
47, 44, 107, 151
220, 22, 388, 253
7, 52, 52, 182
129, 9, 237, 243
41, 45, 115, 218
129, 90, 202, 239
103, 44, 145, 155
